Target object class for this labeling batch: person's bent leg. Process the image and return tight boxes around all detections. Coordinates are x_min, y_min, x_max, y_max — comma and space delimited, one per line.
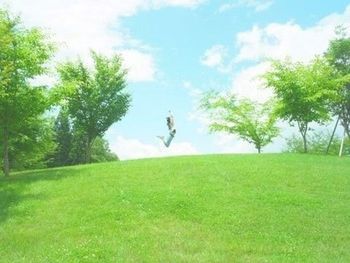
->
164, 134, 174, 147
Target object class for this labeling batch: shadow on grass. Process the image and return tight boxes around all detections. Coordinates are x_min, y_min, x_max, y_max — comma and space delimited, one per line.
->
0, 167, 82, 225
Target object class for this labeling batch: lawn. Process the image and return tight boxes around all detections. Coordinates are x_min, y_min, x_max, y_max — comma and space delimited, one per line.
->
0, 154, 349, 262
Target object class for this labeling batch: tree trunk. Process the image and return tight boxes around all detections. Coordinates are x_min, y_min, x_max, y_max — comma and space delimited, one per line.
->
85, 136, 93, 164
257, 147, 261, 154
339, 129, 346, 157
86, 144, 91, 164
302, 134, 307, 153
85, 139, 90, 164
345, 123, 350, 139
298, 122, 308, 153
3, 128, 10, 177
326, 116, 340, 155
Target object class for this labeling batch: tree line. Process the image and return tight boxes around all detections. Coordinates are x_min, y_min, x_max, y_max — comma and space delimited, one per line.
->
0, 9, 130, 177
201, 26, 350, 155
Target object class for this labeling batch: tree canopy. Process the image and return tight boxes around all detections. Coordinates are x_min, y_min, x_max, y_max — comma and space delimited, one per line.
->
0, 9, 55, 176
325, 27, 350, 139
201, 91, 279, 153
263, 57, 341, 152
56, 52, 131, 163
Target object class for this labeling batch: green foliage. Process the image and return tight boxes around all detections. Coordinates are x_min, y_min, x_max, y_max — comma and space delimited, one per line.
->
1, 154, 350, 262
49, 108, 72, 167
264, 57, 340, 152
69, 133, 118, 165
326, 26, 350, 74
0, 116, 57, 171
284, 131, 349, 156
49, 108, 118, 167
90, 136, 119, 163
8, 117, 56, 170
68, 129, 88, 165
325, 27, 350, 138
201, 91, 279, 153
56, 52, 131, 163
0, 9, 55, 176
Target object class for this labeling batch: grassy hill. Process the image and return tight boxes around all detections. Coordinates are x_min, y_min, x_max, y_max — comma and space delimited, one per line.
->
1, 154, 349, 262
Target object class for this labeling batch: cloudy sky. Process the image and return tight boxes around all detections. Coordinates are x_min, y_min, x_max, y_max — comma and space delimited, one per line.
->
1, 0, 350, 159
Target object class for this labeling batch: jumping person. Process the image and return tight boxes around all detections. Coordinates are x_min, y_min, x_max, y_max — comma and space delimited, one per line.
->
157, 111, 176, 147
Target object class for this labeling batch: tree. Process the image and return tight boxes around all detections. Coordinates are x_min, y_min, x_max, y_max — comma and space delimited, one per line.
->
50, 108, 72, 167
56, 52, 131, 163
50, 108, 119, 167
90, 136, 119, 163
201, 91, 279, 153
264, 58, 339, 153
284, 131, 349, 156
69, 128, 88, 165
69, 133, 118, 165
325, 26, 350, 139
8, 117, 56, 170
0, 9, 54, 176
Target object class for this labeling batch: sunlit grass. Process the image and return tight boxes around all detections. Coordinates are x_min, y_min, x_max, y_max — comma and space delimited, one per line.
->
1, 154, 349, 262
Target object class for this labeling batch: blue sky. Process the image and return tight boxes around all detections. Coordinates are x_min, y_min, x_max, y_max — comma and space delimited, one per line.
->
1, 0, 350, 159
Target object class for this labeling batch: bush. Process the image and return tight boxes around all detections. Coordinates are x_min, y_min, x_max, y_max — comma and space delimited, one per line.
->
284, 131, 350, 155
90, 137, 119, 163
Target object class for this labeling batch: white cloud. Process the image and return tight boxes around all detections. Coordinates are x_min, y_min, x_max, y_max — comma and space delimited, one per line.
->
200, 45, 227, 68
110, 136, 199, 160
154, 0, 205, 8
1, 0, 204, 83
183, 81, 203, 99
182, 81, 211, 134
119, 49, 157, 82
235, 5, 350, 63
219, 0, 273, 13
247, 0, 273, 12
230, 62, 273, 102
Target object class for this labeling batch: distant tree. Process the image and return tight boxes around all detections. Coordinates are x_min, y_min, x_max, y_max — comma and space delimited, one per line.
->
9, 117, 56, 170
0, 9, 54, 176
69, 129, 89, 165
56, 52, 131, 163
264, 58, 340, 153
325, 26, 350, 139
51, 108, 72, 167
201, 91, 279, 153
68, 133, 118, 165
90, 136, 119, 163
284, 131, 349, 156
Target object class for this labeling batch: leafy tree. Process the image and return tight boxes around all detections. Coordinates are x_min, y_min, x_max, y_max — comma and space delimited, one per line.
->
90, 136, 119, 163
69, 133, 118, 165
325, 26, 350, 139
56, 52, 131, 163
264, 58, 340, 153
0, 9, 54, 176
201, 91, 279, 153
9, 117, 56, 170
50, 108, 72, 167
49, 109, 118, 167
69, 128, 89, 165
284, 130, 349, 156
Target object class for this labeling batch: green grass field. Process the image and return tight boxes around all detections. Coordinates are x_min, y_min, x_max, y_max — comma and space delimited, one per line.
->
1, 154, 349, 262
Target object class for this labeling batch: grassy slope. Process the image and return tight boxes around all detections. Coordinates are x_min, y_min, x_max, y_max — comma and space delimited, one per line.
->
0, 154, 349, 262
